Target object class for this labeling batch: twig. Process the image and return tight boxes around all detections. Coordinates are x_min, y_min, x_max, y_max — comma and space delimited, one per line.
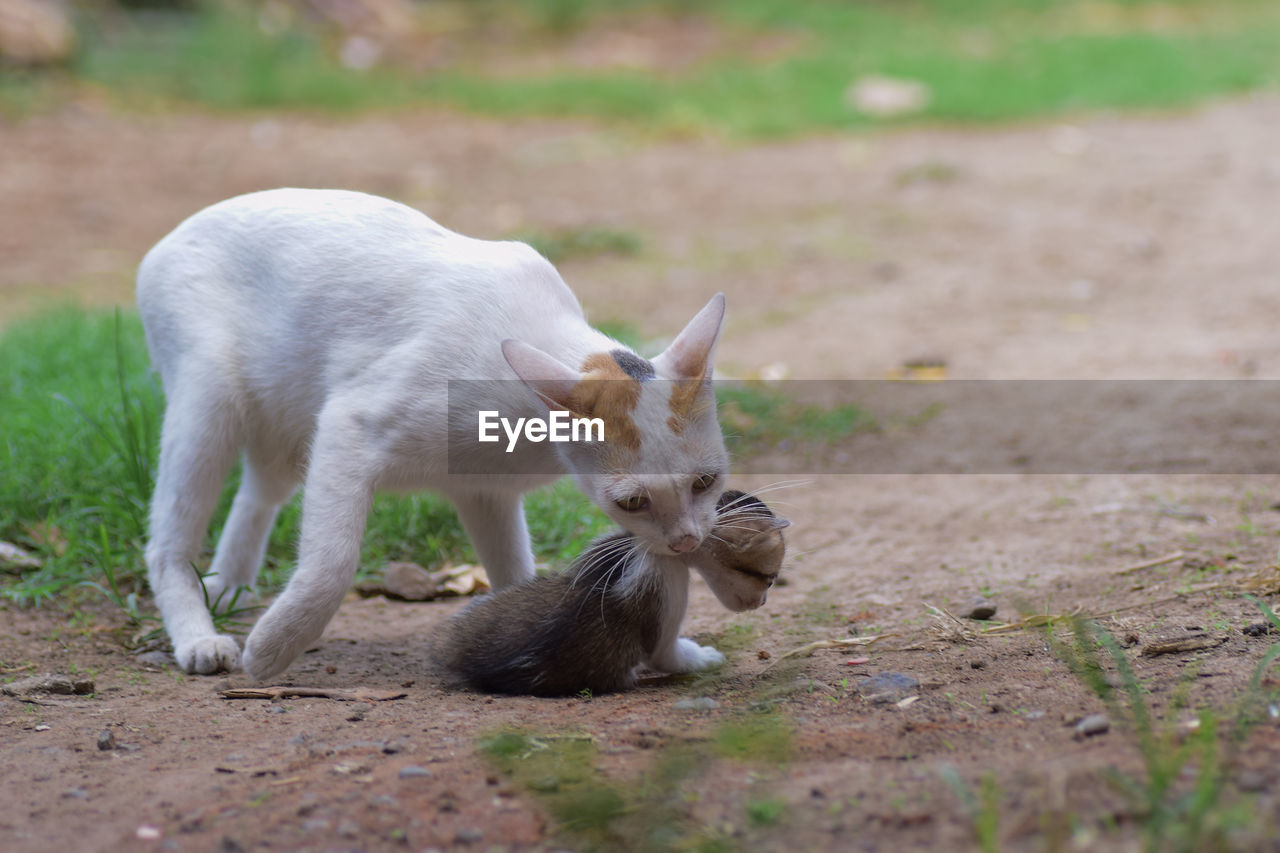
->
219, 686, 407, 702
761, 634, 896, 672
1113, 551, 1184, 576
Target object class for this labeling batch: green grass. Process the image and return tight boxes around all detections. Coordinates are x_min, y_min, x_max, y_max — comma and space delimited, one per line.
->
8, 1, 1280, 136
0, 308, 612, 614
480, 711, 792, 850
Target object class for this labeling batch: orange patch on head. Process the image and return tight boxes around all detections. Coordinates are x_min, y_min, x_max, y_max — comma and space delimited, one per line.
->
567, 353, 643, 451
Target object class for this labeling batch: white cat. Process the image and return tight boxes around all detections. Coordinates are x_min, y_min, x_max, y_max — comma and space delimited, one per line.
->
137, 188, 730, 681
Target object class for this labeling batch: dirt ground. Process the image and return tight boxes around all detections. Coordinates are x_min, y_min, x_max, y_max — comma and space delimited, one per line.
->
5, 91, 1280, 851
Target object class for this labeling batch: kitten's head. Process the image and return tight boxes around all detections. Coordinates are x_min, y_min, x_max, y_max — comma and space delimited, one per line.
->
693, 490, 790, 611
503, 295, 729, 556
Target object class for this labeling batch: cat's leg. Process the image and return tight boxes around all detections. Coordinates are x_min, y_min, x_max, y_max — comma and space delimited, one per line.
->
450, 490, 536, 589
646, 638, 726, 674
240, 410, 373, 682
643, 566, 724, 674
203, 454, 298, 609
146, 387, 242, 674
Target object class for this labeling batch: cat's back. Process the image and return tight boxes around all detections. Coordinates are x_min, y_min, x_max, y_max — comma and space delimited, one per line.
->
138, 188, 558, 308
136, 189, 580, 390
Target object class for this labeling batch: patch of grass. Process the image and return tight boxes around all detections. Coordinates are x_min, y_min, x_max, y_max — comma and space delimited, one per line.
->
745, 797, 787, 827
510, 226, 644, 264
716, 381, 877, 455
713, 712, 792, 764
0, 308, 610, 614
482, 711, 793, 849
1046, 609, 1280, 850
10, 1, 1279, 136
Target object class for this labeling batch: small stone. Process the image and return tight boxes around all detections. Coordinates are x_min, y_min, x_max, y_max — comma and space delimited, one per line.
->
757, 650, 771, 660
300, 818, 330, 833
1075, 713, 1110, 738
454, 827, 483, 844
673, 697, 719, 711
97, 729, 116, 751
398, 765, 434, 779
1243, 622, 1276, 638
62, 787, 89, 800
962, 598, 997, 621
135, 651, 173, 667
265, 704, 287, 714
3, 674, 95, 697
33, 724, 50, 732
382, 561, 439, 601
336, 820, 360, 838
968, 659, 986, 670
136, 824, 162, 841
1025, 710, 1046, 721
859, 672, 919, 704
1237, 770, 1269, 792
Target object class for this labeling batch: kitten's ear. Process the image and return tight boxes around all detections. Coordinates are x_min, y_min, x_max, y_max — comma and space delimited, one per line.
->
501, 339, 579, 411
655, 293, 725, 380
769, 517, 792, 531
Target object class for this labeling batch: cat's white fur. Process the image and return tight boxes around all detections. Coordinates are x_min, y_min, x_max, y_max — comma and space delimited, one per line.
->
137, 188, 729, 681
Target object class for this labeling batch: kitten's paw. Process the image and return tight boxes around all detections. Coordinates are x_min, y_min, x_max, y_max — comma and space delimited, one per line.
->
174, 635, 240, 674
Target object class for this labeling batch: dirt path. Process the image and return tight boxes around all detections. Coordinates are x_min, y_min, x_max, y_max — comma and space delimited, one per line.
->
4, 96, 1280, 850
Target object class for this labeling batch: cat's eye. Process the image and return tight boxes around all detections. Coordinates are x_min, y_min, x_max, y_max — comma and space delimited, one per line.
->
616, 495, 649, 512
691, 472, 718, 492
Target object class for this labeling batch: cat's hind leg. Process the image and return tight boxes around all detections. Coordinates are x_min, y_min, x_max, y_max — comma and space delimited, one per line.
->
146, 384, 242, 674
203, 453, 298, 609
450, 491, 536, 589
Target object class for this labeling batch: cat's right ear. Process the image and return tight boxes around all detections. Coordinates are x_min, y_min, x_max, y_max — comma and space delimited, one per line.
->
501, 339, 580, 411
654, 293, 725, 381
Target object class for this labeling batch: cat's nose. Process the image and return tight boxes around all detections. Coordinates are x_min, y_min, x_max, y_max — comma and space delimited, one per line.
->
668, 534, 700, 553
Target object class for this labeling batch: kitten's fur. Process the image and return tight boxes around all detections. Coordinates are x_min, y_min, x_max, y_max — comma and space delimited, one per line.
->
435, 491, 789, 696
137, 189, 730, 680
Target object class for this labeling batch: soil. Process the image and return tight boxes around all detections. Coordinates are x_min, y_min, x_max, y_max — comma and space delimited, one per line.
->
5, 90, 1280, 851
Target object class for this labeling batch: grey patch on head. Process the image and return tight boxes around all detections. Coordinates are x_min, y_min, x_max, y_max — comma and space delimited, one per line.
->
610, 349, 655, 382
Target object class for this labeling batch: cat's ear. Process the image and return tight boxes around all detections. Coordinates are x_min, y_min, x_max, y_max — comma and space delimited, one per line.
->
501, 339, 580, 411
654, 293, 725, 380
768, 516, 791, 531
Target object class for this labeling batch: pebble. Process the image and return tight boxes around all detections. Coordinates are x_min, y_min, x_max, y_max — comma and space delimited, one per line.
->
62, 787, 89, 800
3, 675, 95, 697
265, 704, 287, 714
859, 672, 919, 704
397, 765, 434, 779
382, 561, 438, 601
97, 729, 116, 751
1075, 713, 1110, 738
135, 651, 173, 667
962, 597, 998, 621
336, 820, 360, 838
454, 827, 484, 844
673, 697, 719, 711
1243, 622, 1276, 637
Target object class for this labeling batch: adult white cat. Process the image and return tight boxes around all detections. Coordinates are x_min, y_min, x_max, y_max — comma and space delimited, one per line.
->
137, 188, 730, 681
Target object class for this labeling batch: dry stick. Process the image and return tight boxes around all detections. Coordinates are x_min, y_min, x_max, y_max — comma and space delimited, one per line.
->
761, 633, 897, 672
1113, 551, 1185, 576
220, 686, 407, 702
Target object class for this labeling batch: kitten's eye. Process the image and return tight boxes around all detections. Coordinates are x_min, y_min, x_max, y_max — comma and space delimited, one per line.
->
616, 495, 649, 512
691, 472, 718, 493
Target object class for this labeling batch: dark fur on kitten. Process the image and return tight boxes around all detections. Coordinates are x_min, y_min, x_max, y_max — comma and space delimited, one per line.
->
433, 490, 788, 696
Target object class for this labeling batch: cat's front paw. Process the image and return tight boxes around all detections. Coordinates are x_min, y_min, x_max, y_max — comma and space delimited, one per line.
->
174, 635, 241, 674
652, 637, 725, 674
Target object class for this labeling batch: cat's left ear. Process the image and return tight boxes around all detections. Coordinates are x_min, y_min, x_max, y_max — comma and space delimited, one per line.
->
501, 339, 580, 411
654, 293, 725, 380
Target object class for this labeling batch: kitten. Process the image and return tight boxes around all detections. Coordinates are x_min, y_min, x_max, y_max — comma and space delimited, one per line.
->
434, 490, 789, 696
137, 189, 730, 680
